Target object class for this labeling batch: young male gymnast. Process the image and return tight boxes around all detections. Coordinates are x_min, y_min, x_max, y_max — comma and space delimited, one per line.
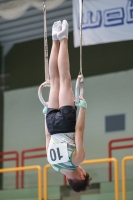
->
44, 20, 92, 192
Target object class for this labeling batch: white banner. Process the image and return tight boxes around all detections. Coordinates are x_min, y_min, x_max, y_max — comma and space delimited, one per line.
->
73, 0, 133, 47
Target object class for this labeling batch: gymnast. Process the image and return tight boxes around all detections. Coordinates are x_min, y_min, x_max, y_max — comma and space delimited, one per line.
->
44, 20, 92, 192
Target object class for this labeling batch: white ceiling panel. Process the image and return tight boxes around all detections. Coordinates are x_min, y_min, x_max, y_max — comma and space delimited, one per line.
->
0, 0, 73, 46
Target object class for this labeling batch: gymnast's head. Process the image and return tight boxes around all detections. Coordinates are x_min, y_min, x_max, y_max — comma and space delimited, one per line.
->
67, 167, 92, 192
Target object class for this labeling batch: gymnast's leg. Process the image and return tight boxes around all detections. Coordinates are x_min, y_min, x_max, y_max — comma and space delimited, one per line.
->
48, 21, 61, 109
58, 20, 75, 107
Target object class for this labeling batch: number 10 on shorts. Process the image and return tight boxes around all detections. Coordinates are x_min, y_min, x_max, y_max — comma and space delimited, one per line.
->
47, 143, 69, 164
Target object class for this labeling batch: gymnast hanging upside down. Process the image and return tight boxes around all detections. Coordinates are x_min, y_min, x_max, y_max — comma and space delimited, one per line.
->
44, 20, 92, 192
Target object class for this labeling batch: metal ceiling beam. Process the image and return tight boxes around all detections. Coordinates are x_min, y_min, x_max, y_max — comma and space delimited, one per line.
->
0, 7, 72, 36
0, 0, 73, 46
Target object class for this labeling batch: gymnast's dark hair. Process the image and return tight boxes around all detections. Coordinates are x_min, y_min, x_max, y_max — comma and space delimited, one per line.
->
67, 172, 92, 193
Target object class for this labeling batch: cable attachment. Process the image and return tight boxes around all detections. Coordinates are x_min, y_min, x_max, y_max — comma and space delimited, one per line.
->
43, 3, 46, 10
75, 74, 84, 106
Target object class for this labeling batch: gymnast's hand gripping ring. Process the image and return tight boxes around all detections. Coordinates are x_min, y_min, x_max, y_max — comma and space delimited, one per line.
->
75, 74, 84, 106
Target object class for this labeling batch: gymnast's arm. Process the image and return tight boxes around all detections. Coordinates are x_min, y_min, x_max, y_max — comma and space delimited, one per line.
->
44, 116, 51, 153
72, 106, 86, 166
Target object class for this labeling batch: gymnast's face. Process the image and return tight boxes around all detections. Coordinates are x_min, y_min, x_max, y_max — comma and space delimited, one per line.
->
75, 166, 86, 181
